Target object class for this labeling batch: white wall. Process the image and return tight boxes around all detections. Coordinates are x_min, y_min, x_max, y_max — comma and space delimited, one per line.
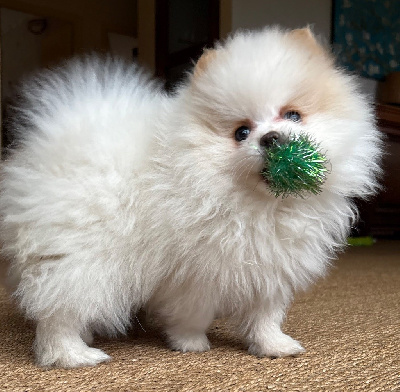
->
231, 0, 332, 41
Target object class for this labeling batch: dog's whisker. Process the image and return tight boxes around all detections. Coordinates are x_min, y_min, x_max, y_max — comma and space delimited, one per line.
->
135, 316, 147, 333
244, 160, 258, 184
236, 161, 257, 182
230, 155, 256, 179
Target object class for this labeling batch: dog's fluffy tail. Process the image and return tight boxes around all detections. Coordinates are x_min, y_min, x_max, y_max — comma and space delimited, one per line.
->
8, 55, 161, 144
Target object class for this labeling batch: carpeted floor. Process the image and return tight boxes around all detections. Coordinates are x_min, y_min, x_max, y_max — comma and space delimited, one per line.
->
0, 241, 399, 391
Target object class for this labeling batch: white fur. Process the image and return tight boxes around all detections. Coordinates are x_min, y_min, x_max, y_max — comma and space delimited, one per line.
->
0, 28, 382, 367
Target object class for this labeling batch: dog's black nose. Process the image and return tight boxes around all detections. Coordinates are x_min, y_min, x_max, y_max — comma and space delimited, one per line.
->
260, 131, 281, 148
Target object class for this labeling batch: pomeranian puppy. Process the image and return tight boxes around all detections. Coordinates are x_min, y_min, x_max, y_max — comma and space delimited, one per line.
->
0, 27, 381, 368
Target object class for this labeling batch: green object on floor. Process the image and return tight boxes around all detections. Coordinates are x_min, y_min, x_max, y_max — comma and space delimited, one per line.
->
347, 236, 375, 246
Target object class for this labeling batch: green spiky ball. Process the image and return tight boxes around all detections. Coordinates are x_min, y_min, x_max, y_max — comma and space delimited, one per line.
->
261, 133, 329, 198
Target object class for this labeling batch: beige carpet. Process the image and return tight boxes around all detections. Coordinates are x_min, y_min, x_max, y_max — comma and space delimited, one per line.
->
0, 241, 399, 391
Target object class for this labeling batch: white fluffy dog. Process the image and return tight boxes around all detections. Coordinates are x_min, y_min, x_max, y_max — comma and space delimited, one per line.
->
0, 27, 381, 367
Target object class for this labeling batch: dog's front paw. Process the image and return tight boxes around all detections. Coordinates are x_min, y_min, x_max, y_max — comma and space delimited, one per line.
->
248, 332, 305, 358
168, 333, 211, 353
54, 347, 111, 368
35, 340, 111, 368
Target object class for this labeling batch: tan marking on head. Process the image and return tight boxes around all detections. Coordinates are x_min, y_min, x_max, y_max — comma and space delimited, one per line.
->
233, 118, 256, 134
287, 27, 326, 58
193, 49, 217, 78
284, 71, 349, 118
283, 28, 347, 116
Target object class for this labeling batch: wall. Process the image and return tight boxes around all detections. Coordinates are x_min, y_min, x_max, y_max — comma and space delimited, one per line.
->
231, 0, 332, 41
1, 8, 43, 99
0, 0, 137, 51
137, 0, 155, 71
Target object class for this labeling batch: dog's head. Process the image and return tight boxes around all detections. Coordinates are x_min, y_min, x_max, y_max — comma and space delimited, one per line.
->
177, 27, 381, 200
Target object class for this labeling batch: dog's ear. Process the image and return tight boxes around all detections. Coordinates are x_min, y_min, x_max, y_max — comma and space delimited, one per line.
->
288, 27, 326, 56
193, 49, 217, 78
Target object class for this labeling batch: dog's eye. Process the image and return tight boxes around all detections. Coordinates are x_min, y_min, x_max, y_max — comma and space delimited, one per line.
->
283, 111, 301, 122
235, 126, 251, 142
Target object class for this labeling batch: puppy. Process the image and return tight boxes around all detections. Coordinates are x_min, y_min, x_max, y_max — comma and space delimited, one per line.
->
0, 27, 381, 367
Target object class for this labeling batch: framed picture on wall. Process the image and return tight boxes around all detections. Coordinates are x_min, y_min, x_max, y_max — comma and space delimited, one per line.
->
332, 0, 400, 80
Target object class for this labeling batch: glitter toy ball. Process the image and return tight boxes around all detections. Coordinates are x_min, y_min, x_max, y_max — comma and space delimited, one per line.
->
261, 133, 329, 198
